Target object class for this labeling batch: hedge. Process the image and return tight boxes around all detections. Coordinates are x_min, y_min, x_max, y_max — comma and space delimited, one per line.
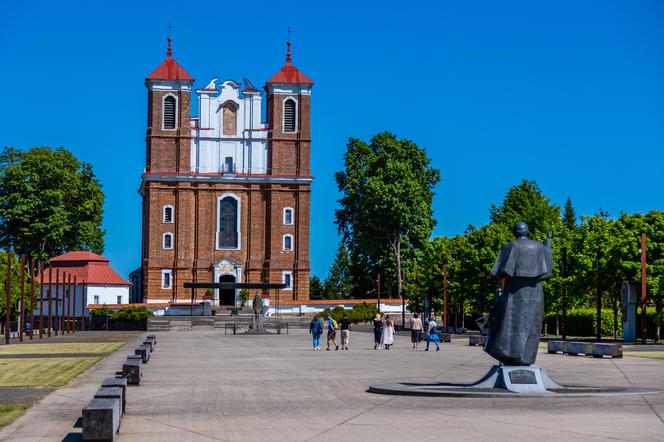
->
544, 307, 661, 338
320, 303, 378, 324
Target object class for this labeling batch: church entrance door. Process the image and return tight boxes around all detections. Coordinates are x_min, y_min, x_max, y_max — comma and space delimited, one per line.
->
218, 274, 236, 306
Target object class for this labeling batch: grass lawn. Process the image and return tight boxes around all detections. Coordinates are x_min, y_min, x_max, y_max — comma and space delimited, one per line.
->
0, 404, 31, 429
0, 342, 124, 356
624, 351, 664, 360
0, 357, 102, 387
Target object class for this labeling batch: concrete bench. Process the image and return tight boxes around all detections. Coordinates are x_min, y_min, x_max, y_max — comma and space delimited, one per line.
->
94, 387, 124, 416
135, 347, 150, 363
101, 378, 127, 413
547, 340, 567, 354
592, 342, 623, 358
566, 341, 592, 356
82, 398, 120, 441
440, 333, 452, 343
121, 360, 142, 385
143, 340, 155, 352
227, 307, 242, 316
468, 335, 486, 346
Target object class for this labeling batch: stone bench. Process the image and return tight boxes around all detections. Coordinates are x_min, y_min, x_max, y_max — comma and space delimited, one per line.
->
468, 335, 486, 346
121, 360, 142, 385
101, 378, 127, 413
547, 340, 567, 354
135, 347, 150, 363
146, 335, 157, 345
82, 398, 120, 441
227, 307, 242, 316
592, 342, 623, 358
440, 333, 452, 343
566, 341, 593, 356
143, 340, 155, 352
94, 387, 124, 415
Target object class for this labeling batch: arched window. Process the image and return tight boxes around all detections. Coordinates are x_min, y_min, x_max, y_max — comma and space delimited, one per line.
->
163, 95, 176, 129
222, 102, 238, 135
283, 98, 296, 132
217, 195, 239, 249
163, 232, 173, 249
283, 207, 294, 225
283, 234, 293, 251
163, 205, 174, 223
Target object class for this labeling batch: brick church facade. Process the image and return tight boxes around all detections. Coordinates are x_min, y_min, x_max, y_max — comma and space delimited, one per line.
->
139, 37, 312, 304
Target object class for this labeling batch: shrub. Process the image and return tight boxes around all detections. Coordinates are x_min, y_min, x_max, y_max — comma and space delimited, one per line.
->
544, 308, 620, 337
110, 306, 153, 321
320, 303, 378, 324
90, 306, 112, 317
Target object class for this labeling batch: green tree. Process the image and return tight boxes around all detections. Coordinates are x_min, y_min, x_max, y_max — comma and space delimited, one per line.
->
562, 197, 577, 230
309, 275, 326, 300
323, 242, 354, 298
490, 179, 561, 241
0, 147, 105, 259
335, 132, 440, 300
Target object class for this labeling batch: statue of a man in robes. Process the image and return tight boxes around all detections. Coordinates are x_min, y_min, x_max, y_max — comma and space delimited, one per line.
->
485, 222, 553, 366
252, 292, 263, 331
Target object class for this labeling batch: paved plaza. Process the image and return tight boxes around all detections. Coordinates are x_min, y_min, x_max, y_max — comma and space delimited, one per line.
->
1, 328, 664, 441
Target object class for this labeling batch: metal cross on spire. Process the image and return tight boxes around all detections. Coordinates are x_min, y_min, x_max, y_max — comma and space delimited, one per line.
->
286, 25, 292, 63
166, 22, 173, 57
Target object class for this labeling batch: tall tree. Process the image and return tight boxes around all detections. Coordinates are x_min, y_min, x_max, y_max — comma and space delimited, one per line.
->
563, 197, 577, 231
323, 242, 354, 298
335, 132, 440, 300
490, 179, 561, 240
0, 147, 105, 259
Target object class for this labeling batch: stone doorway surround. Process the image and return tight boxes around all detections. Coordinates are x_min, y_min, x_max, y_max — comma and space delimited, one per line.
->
212, 259, 242, 306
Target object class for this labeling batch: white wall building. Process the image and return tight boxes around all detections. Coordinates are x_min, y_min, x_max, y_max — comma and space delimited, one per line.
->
34, 251, 131, 319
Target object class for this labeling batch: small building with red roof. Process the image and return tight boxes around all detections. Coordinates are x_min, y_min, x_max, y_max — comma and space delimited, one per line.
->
35, 251, 131, 319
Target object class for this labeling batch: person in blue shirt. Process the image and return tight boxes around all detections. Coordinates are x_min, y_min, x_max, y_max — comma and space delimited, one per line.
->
309, 315, 324, 350
325, 314, 339, 351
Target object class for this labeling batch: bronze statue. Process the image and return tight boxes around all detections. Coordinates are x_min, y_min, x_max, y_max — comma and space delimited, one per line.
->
485, 222, 553, 365
252, 292, 263, 332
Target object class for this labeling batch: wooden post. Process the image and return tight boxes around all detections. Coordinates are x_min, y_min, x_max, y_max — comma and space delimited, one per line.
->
72, 276, 77, 333
65, 273, 71, 334
39, 263, 44, 338
29, 258, 35, 340
47, 267, 52, 337
561, 248, 567, 340
19, 255, 25, 341
55, 269, 61, 336
641, 233, 647, 344
443, 265, 448, 329
4, 251, 11, 344
81, 279, 86, 331
377, 270, 381, 313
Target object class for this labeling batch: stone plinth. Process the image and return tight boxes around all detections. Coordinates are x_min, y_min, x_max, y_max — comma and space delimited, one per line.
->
82, 398, 120, 441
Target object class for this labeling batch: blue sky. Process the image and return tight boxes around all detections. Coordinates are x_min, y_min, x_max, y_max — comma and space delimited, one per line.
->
1, 1, 662, 280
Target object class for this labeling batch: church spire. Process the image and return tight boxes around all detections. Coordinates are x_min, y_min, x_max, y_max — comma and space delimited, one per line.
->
167, 37, 173, 58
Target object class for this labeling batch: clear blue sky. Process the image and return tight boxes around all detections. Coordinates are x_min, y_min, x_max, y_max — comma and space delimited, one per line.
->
1, 1, 662, 280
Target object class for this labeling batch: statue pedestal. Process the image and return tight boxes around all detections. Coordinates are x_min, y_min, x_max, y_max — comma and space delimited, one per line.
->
469, 365, 561, 394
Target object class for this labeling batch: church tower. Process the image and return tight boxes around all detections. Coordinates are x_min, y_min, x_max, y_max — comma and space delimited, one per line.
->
140, 37, 313, 304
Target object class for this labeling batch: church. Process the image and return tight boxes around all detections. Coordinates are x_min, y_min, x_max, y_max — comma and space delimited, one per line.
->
138, 37, 313, 305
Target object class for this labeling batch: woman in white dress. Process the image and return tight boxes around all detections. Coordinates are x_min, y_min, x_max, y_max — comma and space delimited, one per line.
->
381, 315, 395, 350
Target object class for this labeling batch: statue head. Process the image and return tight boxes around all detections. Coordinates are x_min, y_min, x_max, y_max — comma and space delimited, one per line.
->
513, 221, 529, 238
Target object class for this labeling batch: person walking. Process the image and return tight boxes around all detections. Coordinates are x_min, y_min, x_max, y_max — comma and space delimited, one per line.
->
409, 313, 423, 349
373, 313, 383, 349
340, 314, 351, 350
382, 315, 395, 349
309, 314, 323, 350
326, 314, 339, 351
425, 315, 440, 351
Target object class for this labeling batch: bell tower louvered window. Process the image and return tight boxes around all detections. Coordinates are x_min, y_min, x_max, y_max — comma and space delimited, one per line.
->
283, 98, 296, 132
163, 95, 176, 129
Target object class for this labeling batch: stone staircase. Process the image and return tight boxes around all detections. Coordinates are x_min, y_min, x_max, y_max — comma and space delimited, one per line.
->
147, 315, 311, 332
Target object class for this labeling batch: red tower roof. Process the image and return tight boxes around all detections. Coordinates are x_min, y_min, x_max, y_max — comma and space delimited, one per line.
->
146, 37, 194, 81
265, 41, 313, 86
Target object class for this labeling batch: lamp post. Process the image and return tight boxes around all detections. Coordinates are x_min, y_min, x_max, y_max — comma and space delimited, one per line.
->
376, 260, 381, 313
443, 265, 448, 329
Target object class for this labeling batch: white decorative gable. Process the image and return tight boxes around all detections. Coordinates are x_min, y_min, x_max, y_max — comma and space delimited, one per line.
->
191, 78, 268, 174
